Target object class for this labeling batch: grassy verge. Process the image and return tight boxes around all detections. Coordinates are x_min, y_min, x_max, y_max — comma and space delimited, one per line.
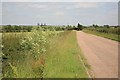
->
43, 31, 88, 78
83, 29, 120, 42
2, 30, 89, 78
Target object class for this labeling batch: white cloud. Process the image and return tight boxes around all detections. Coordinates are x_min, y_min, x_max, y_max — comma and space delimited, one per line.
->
55, 11, 64, 16
28, 4, 47, 9
65, 6, 74, 10
100, 10, 118, 25
75, 3, 98, 8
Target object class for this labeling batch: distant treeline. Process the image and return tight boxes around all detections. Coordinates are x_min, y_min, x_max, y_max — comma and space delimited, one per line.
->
84, 25, 120, 35
0, 25, 77, 32
1, 25, 33, 32
1, 24, 119, 33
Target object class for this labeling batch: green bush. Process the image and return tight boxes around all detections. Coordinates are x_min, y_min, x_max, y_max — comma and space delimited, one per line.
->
2, 27, 60, 78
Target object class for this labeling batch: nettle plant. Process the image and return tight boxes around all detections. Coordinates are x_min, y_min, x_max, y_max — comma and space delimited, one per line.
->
21, 28, 48, 60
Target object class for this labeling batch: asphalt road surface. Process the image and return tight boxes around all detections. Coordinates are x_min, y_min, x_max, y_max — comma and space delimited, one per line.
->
77, 31, 118, 78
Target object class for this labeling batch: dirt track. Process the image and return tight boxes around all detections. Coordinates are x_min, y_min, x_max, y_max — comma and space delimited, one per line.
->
76, 31, 118, 78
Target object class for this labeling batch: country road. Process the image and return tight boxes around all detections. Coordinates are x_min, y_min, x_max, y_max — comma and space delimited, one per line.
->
77, 31, 118, 78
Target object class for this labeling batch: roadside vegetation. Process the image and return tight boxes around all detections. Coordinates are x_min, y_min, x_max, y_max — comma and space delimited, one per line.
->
2, 28, 55, 78
83, 25, 120, 42
1, 25, 89, 78
1, 23, 119, 78
44, 31, 88, 78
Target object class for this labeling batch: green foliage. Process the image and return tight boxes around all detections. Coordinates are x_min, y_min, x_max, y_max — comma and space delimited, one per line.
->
84, 27, 120, 35
2, 32, 27, 78
44, 31, 88, 78
20, 29, 48, 60
83, 27, 120, 41
2, 25, 33, 32
2, 26, 89, 78
9, 63, 18, 77
32, 66, 44, 78
77, 23, 83, 30
1, 24, 82, 33
2, 27, 60, 78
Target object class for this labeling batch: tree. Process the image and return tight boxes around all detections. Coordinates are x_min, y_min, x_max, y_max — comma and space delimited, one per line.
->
92, 24, 99, 28
40, 23, 44, 27
104, 25, 109, 28
77, 23, 83, 30
44, 23, 47, 26
37, 23, 40, 26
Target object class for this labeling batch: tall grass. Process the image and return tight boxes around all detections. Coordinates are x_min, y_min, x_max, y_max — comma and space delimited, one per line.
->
0, 33, 2, 79
43, 31, 88, 78
2, 28, 59, 78
2, 28, 88, 78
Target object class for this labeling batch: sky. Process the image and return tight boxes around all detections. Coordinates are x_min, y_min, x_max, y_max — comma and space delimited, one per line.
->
1, 1, 119, 26
1, 0, 119, 2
